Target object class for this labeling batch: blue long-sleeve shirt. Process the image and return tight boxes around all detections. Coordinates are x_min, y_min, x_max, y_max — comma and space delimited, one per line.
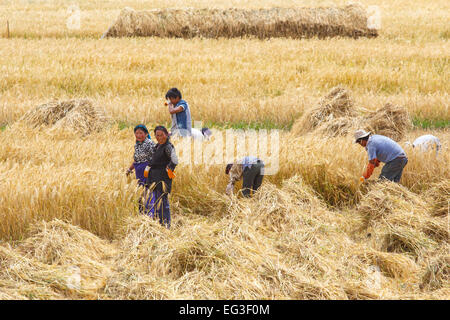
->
366, 135, 406, 163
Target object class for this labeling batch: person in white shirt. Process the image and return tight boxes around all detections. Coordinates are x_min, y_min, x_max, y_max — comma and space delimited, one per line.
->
191, 127, 212, 140
406, 134, 441, 156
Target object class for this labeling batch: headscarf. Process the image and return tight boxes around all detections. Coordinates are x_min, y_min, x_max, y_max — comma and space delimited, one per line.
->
134, 124, 151, 141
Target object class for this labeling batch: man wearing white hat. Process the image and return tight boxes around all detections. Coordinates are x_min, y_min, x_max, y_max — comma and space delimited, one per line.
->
354, 130, 408, 183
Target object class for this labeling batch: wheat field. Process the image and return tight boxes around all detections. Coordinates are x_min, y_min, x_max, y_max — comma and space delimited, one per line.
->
0, 0, 449, 299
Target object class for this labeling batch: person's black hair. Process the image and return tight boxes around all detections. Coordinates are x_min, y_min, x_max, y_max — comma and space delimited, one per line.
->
225, 164, 233, 175
201, 127, 212, 137
134, 124, 149, 134
165, 88, 182, 100
154, 125, 169, 136
356, 134, 370, 143
359, 135, 370, 142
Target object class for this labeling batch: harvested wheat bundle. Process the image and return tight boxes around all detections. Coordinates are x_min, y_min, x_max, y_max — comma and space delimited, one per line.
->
104, 270, 179, 299
51, 100, 108, 135
356, 249, 418, 280
18, 219, 116, 293
102, 4, 378, 39
19, 219, 114, 266
313, 116, 363, 137
19, 99, 108, 135
365, 103, 412, 141
356, 181, 428, 224
343, 284, 382, 300
425, 180, 450, 217
239, 183, 301, 232
291, 88, 411, 140
291, 86, 358, 136
356, 181, 448, 259
0, 244, 78, 299
280, 175, 325, 208
19, 100, 78, 127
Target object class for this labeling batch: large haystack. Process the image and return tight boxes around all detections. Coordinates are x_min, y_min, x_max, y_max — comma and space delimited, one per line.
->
19, 99, 108, 135
365, 103, 412, 141
102, 4, 378, 39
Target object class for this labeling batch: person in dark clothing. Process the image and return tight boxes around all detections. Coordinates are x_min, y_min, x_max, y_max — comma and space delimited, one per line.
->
145, 126, 178, 228
225, 156, 265, 197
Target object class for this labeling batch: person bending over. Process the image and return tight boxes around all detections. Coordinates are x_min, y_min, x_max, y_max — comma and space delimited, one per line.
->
355, 130, 408, 183
225, 156, 265, 197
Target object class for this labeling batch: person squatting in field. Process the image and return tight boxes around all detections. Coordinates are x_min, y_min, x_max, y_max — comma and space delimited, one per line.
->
225, 156, 265, 197
355, 130, 408, 183
126, 124, 156, 214
144, 125, 178, 229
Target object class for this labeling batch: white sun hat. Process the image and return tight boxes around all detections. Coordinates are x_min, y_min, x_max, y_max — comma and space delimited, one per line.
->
354, 129, 371, 143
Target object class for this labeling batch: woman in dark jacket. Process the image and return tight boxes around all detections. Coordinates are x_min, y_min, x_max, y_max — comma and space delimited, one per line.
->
146, 126, 178, 229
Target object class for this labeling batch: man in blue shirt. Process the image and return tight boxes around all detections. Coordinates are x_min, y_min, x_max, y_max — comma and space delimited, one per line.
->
355, 130, 408, 183
165, 88, 192, 137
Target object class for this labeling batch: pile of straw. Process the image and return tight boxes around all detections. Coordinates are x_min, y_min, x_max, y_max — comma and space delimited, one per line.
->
102, 4, 379, 39
1, 176, 449, 299
313, 117, 362, 138
20, 100, 78, 127
19, 99, 108, 135
425, 181, 450, 217
356, 249, 418, 280
291, 87, 412, 141
0, 244, 78, 299
0, 220, 118, 299
421, 255, 450, 291
18, 220, 115, 292
365, 103, 412, 142
291, 86, 358, 136
356, 181, 448, 260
